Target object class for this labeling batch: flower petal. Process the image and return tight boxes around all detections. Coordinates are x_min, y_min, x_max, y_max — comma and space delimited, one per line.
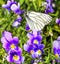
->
18, 47, 22, 55
24, 44, 28, 51
39, 44, 45, 50
57, 36, 60, 41
12, 37, 19, 45
3, 31, 12, 42
53, 40, 59, 49
31, 53, 36, 58
27, 33, 33, 39
1, 37, 8, 44
33, 30, 37, 37
20, 56, 25, 63
6, 55, 13, 62
12, 21, 20, 27
6, 55, 11, 62
27, 40, 31, 45
26, 22, 30, 31
11, 4, 18, 11
2, 42, 10, 51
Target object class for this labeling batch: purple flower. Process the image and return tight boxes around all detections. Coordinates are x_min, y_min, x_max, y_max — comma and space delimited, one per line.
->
27, 30, 42, 45
46, 0, 51, 6
12, 16, 22, 27
10, 3, 24, 14
25, 22, 30, 31
56, 18, 60, 25
24, 30, 44, 58
2, 0, 17, 11
45, 0, 54, 14
45, 6, 54, 14
6, 48, 24, 64
2, 0, 24, 14
1, 31, 19, 51
53, 36, 60, 58
24, 43, 44, 58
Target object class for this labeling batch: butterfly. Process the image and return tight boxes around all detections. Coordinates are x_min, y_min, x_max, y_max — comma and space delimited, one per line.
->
25, 11, 52, 31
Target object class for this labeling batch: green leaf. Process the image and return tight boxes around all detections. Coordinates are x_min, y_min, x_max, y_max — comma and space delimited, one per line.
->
32, 0, 37, 11
19, 0, 24, 5
0, 0, 4, 5
37, 0, 42, 7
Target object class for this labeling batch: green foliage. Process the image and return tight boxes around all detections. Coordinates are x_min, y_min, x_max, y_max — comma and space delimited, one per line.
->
19, 0, 25, 5
0, 0, 60, 64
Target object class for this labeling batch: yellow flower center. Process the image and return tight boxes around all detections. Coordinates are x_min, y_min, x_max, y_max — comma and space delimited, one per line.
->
55, 54, 59, 58
37, 50, 41, 54
34, 40, 38, 44
13, 55, 19, 61
30, 50, 34, 54
10, 44, 15, 49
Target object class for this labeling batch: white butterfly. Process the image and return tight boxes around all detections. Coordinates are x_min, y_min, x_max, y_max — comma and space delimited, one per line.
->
25, 11, 52, 31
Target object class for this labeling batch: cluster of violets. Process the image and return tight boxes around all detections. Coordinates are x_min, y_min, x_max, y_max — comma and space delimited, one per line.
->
1, 30, 45, 63
24, 30, 45, 58
2, 0, 24, 27
1, 0, 60, 64
45, 0, 54, 14
1, 31, 24, 64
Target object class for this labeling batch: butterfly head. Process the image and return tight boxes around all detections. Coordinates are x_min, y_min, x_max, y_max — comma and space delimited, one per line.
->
24, 11, 30, 18
26, 11, 31, 15
24, 12, 27, 17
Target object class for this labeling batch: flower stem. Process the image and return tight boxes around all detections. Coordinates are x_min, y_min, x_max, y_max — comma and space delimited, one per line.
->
51, 36, 53, 54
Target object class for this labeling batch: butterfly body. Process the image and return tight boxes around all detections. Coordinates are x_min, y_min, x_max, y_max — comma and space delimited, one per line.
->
25, 11, 52, 31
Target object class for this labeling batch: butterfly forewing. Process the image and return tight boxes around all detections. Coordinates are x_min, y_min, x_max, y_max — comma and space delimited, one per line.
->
29, 11, 52, 24
25, 17, 35, 30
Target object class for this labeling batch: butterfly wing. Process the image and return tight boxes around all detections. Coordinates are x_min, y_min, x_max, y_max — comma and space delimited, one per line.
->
25, 11, 52, 31
25, 16, 35, 30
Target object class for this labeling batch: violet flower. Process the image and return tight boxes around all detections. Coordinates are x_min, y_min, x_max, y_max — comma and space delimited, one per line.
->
1, 31, 19, 51
24, 43, 44, 58
2, 0, 24, 14
12, 16, 22, 27
45, 6, 54, 14
25, 22, 30, 31
6, 48, 24, 64
2, 0, 17, 11
45, 0, 54, 14
24, 30, 44, 58
53, 36, 60, 58
27, 30, 42, 45
10, 2, 24, 14
56, 18, 60, 25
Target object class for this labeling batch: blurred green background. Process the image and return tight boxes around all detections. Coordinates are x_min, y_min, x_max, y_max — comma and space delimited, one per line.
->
0, 0, 60, 64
